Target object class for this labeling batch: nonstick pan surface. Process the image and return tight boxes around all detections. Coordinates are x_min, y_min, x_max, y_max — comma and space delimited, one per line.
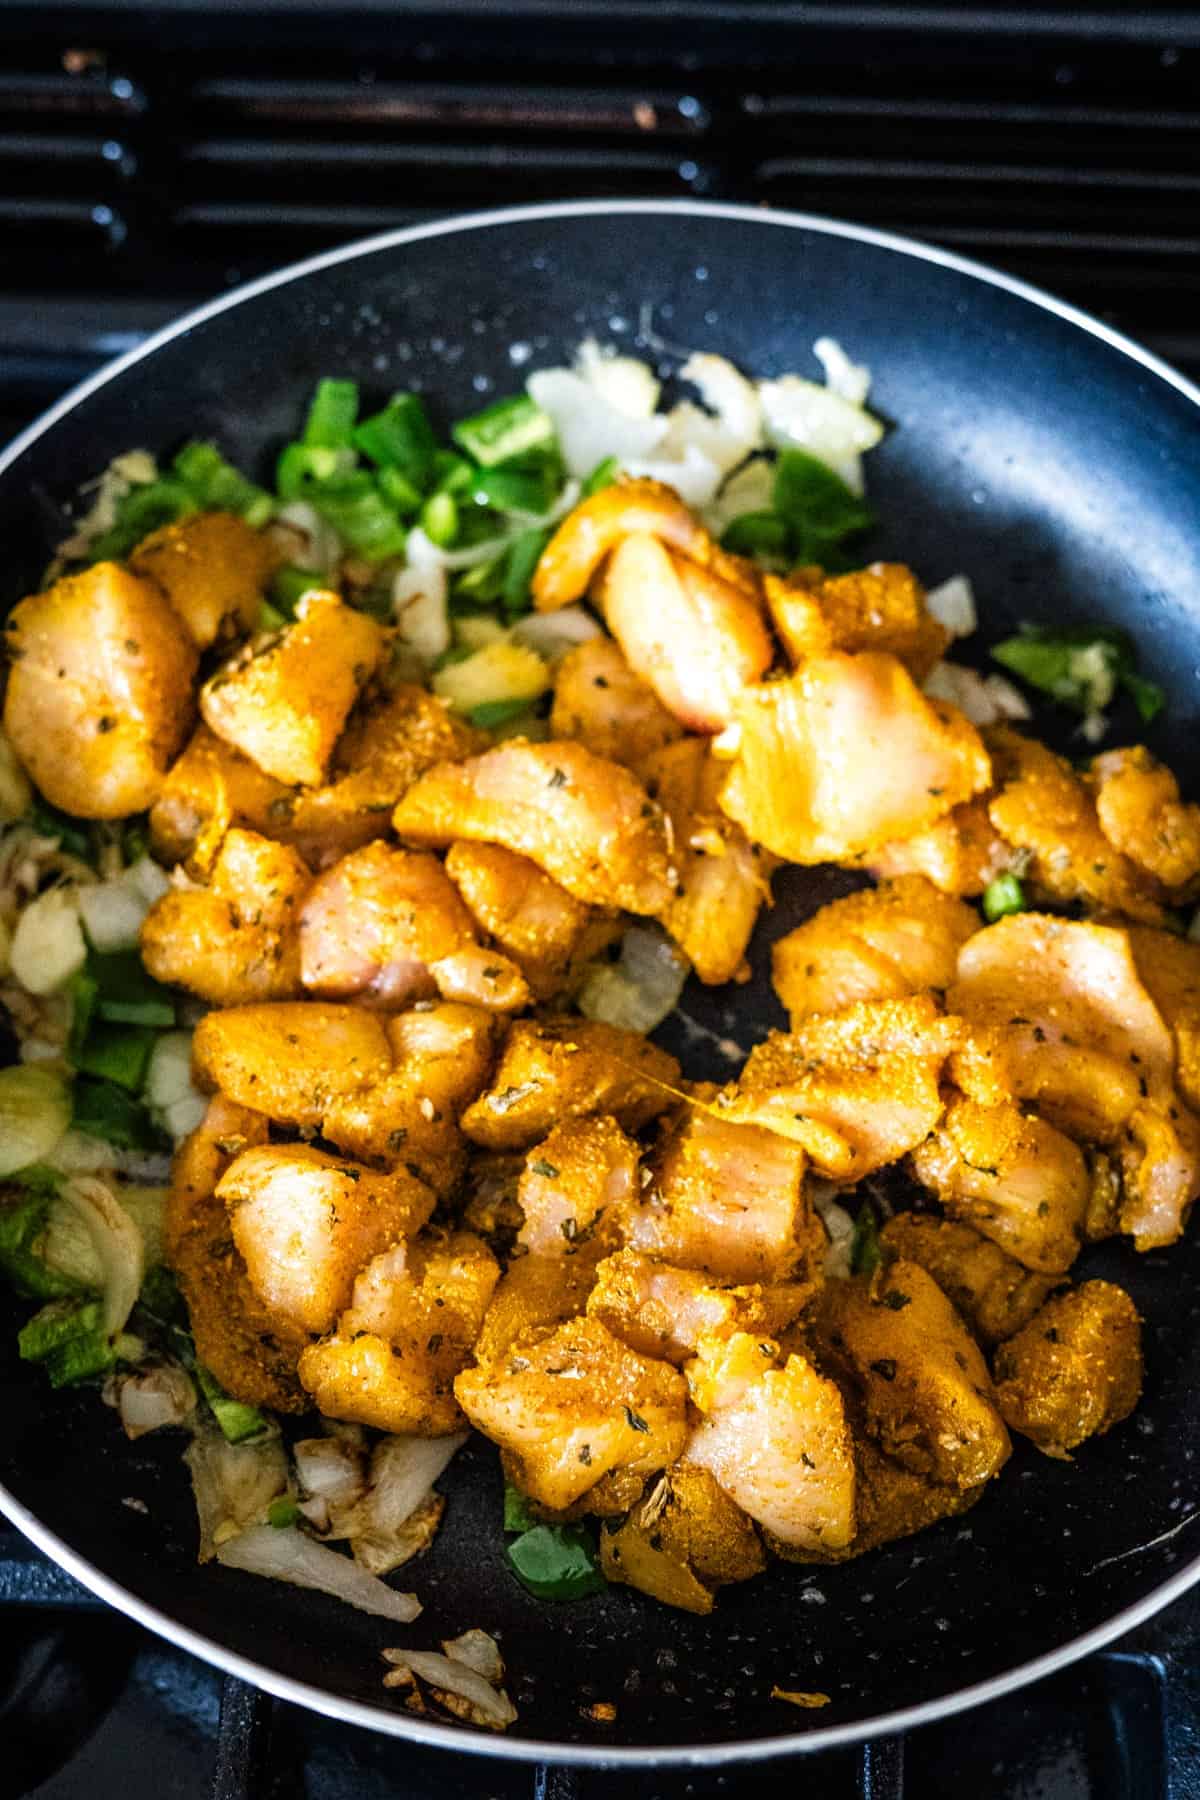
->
2, 201, 1200, 1766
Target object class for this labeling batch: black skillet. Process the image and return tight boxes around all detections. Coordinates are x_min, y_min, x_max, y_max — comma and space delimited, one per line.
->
2, 200, 1200, 1768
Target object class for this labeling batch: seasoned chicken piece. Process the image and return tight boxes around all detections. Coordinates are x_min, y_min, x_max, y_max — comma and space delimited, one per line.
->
866, 796, 1013, 898
599, 1462, 764, 1614
879, 1214, 1059, 1345
322, 1003, 499, 1192
909, 1094, 1089, 1274
595, 532, 772, 731
772, 876, 978, 1025
724, 996, 959, 1182
814, 1262, 1010, 1489
393, 739, 674, 915
192, 1001, 392, 1129
129, 510, 276, 649
779, 1430, 984, 1564
685, 1332, 855, 1553
472, 1249, 602, 1367
299, 841, 528, 1012
460, 1017, 680, 1151
150, 688, 483, 870
993, 1280, 1142, 1457
624, 1108, 810, 1283
516, 1116, 638, 1258
201, 591, 384, 787
165, 1095, 309, 1412
532, 477, 744, 611
455, 1315, 688, 1511
445, 841, 619, 1002
588, 1247, 812, 1364
766, 563, 950, 682
140, 828, 308, 1004
1128, 925, 1200, 1113
986, 728, 1165, 925
719, 653, 991, 864
219, 1144, 434, 1334
550, 638, 684, 767
949, 913, 1200, 1247
300, 1229, 500, 1435
4, 560, 198, 818
1091, 745, 1200, 896
639, 737, 770, 985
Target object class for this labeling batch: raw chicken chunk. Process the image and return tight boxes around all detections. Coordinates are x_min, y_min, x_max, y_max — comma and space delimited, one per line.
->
765, 562, 949, 682
393, 739, 675, 915
516, 1116, 638, 1258
191, 1001, 392, 1129
587, 1248, 812, 1364
445, 840, 618, 1002
879, 1214, 1059, 1345
129, 510, 276, 649
550, 638, 683, 767
719, 652, 991, 864
460, 1017, 680, 1151
1091, 745, 1200, 896
772, 875, 978, 1025
599, 1463, 764, 1614
993, 1280, 1142, 1457
140, 828, 309, 1004
866, 796, 1013, 898
531, 477, 736, 610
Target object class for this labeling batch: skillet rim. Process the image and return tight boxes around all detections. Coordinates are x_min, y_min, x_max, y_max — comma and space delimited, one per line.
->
1, 196, 1200, 1766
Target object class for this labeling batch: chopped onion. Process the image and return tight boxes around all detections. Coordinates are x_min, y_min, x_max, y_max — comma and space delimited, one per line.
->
0, 728, 33, 823
391, 528, 450, 665
347, 1433, 465, 1575
925, 574, 978, 640
443, 1628, 505, 1685
113, 1363, 197, 1439
45, 1127, 116, 1177
186, 1422, 290, 1562
294, 1435, 368, 1514
528, 367, 667, 480
813, 336, 872, 407
703, 455, 776, 536
812, 1185, 855, 1281
669, 352, 763, 477
78, 877, 151, 954
575, 339, 661, 419
10, 887, 87, 994
757, 376, 884, 496
145, 1032, 208, 1144
46, 1175, 145, 1337
0, 1065, 71, 1178
577, 925, 690, 1034
219, 1525, 421, 1621
382, 1647, 516, 1730
127, 855, 171, 905
454, 615, 509, 654
923, 662, 1032, 727
273, 499, 342, 573
621, 444, 724, 509
510, 604, 603, 666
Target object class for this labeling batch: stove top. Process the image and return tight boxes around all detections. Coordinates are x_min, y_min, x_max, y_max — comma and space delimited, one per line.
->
4, 4, 1200, 1794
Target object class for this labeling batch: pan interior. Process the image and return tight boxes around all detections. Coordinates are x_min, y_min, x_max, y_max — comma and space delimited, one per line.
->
2, 203, 1200, 1758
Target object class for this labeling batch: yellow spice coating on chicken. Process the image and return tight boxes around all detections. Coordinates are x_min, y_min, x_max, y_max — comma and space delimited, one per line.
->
460, 1016, 681, 1151
992, 1280, 1142, 1457
444, 839, 618, 1002
879, 1213, 1059, 1345
765, 562, 950, 682
129, 509, 277, 649
140, 828, 309, 1004
772, 875, 978, 1025
550, 637, 684, 767
1090, 745, 1200, 897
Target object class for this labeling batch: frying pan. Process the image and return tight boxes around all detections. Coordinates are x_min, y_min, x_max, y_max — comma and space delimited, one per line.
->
2, 199, 1200, 1769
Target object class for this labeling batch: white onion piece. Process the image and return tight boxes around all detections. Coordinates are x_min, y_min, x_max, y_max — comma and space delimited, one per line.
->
145, 1031, 208, 1144
10, 887, 87, 994
577, 925, 689, 1034
128, 855, 171, 905
350, 1433, 465, 1546
391, 529, 451, 665
812, 1185, 855, 1281
57, 1176, 145, 1337
703, 455, 775, 536
443, 1629, 504, 1684
294, 1436, 368, 1510
923, 662, 1032, 727
185, 1424, 289, 1562
575, 339, 661, 418
273, 499, 342, 573
116, 1364, 197, 1439
813, 336, 872, 407
0, 1065, 71, 1178
510, 604, 603, 665
925, 574, 978, 639
671, 352, 763, 475
528, 368, 667, 480
0, 728, 33, 822
78, 877, 150, 953
757, 376, 883, 495
44, 1128, 118, 1177
219, 1526, 421, 1622
382, 1648, 516, 1729
621, 444, 724, 509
